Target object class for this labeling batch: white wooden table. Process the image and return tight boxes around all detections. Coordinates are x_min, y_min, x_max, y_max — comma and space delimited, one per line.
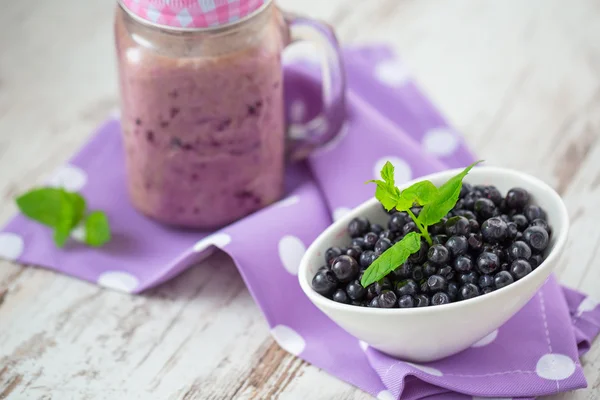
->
1, 0, 600, 398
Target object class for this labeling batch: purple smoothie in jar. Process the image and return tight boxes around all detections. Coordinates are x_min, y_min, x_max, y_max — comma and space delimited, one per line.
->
115, 3, 287, 228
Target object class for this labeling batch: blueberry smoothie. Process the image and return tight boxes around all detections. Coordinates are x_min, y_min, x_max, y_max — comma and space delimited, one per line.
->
115, 5, 288, 228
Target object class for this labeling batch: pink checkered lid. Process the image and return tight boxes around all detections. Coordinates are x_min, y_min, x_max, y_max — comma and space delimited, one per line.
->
119, 0, 270, 29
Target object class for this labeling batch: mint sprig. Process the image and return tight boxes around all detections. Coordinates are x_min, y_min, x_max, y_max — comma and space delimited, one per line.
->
15, 187, 111, 248
361, 161, 483, 287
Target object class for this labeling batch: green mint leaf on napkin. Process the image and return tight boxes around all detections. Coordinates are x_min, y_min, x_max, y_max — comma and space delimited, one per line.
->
360, 232, 421, 287
15, 187, 110, 248
366, 161, 402, 211
418, 161, 483, 226
84, 211, 111, 247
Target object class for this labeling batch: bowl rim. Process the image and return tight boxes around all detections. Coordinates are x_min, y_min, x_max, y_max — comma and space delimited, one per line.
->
298, 166, 570, 315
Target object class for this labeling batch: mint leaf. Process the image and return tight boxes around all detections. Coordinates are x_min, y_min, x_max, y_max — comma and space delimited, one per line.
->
396, 180, 439, 210
418, 161, 483, 226
84, 211, 111, 247
361, 232, 421, 287
367, 161, 401, 211
15, 188, 65, 227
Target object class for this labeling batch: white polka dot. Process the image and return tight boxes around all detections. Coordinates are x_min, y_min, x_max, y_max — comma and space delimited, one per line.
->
311, 122, 349, 155
471, 329, 498, 348
377, 390, 395, 400
333, 207, 352, 222
536, 353, 576, 380
70, 224, 86, 242
405, 362, 443, 377
373, 157, 412, 183
577, 296, 599, 315
271, 325, 306, 356
289, 100, 306, 123
0, 233, 24, 261
374, 59, 411, 87
276, 195, 300, 208
359, 340, 369, 351
278, 235, 306, 275
422, 128, 460, 157
97, 271, 140, 293
193, 233, 232, 253
48, 164, 88, 192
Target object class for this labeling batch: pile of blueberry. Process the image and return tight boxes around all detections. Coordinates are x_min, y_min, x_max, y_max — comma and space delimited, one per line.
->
311, 185, 552, 308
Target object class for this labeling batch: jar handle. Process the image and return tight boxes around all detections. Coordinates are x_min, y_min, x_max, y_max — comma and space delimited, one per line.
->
284, 14, 347, 161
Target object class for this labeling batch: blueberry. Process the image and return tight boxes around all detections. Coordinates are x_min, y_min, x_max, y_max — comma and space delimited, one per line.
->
408, 240, 429, 264
467, 233, 483, 252
378, 290, 397, 308
524, 205, 546, 222
469, 219, 480, 233
432, 234, 448, 245
481, 217, 508, 243
348, 217, 370, 238
414, 294, 430, 307
312, 270, 338, 296
333, 289, 350, 304
530, 218, 552, 235
428, 244, 450, 264
411, 207, 422, 216
396, 262, 414, 279
363, 232, 379, 251
420, 280, 430, 294
511, 214, 529, 231
482, 287, 495, 294
474, 198, 497, 220
463, 192, 478, 210
398, 294, 415, 308
403, 221, 418, 235
345, 246, 363, 260
454, 199, 465, 210
317, 265, 329, 273
427, 275, 448, 292
412, 266, 424, 281
374, 238, 392, 254
431, 292, 451, 305
499, 214, 511, 223
454, 255, 474, 273
460, 271, 479, 285
446, 235, 468, 257
510, 259, 533, 280
506, 188, 529, 210
395, 279, 418, 297
370, 223, 384, 235
346, 280, 366, 300
351, 237, 366, 249
515, 231, 523, 241
479, 274, 494, 288
507, 241, 532, 261
506, 222, 519, 240
430, 218, 447, 235
423, 261, 437, 277
460, 210, 477, 220
460, 283, 480, 300
494, 270, 514, 289
379, 230, 395, 241
484, 186, 503, 206
368, 297, 380, 307
500, 262, 509, 271
374, 278, 392, 294
523, 226, 549, 252
388, 212, 409, 232
445, 216, 471, 236
460, 183, 473, 198
331, 255, 359, 283
439, 265, 455, 281
359, 250, 376, 268
447, 282, 459, 300
366, 284, 379, 301
477, 251, 500, 274
352, 300, 367, 307
325, 247, 343, 266
530, 254, 543, 269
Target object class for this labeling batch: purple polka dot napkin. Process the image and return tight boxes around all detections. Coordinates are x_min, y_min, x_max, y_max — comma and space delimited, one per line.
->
2, 45, 600, 399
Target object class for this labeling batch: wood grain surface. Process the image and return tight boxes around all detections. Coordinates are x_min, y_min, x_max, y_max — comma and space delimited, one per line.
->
1, 0, 600, 399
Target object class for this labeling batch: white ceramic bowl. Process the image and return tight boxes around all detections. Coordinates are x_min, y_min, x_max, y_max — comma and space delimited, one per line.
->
298, 167, 569, 362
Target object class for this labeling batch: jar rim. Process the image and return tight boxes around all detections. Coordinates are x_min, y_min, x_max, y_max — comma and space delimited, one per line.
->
117, 0, 273, 33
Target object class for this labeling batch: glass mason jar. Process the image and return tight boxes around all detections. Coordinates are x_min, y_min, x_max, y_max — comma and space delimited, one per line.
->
115, 0, 345, 229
